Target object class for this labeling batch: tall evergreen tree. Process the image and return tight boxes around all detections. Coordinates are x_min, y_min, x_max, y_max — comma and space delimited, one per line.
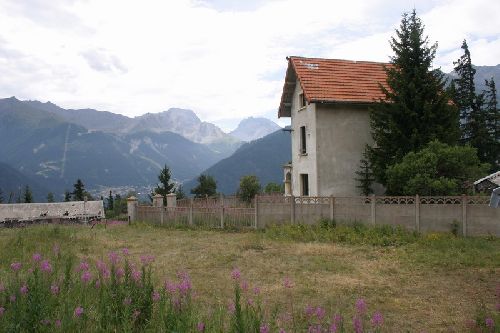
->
154, 165, 175, 205
72, 179, 85, 201
23, 185, 33, 203
367, 10, 459, 184
453, 40, 477, 140
483, 78, 500, 169
47, 192, 55, 203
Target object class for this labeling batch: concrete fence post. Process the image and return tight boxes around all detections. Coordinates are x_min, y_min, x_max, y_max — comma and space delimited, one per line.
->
254, 195, 259, 229
462, 194, 467, 237
371, 194, 376, 225
127, 196, 138, 223
220, 194, 224, 229
415, 194, 420, 232
290, 195, 295, 225
189, 198, 193, 226
329, 196, 335, 221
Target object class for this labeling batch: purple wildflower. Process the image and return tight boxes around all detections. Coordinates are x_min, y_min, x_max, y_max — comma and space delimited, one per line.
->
32, 253, 42, 262
116, 267, 125, 279
353, 316, 363, 333
308, 324, 322, 333
74, 306, 84, 318
140, 254, 155, 265
329, 322, 337, 333
197, 322, 205, 332
283, 276, 293, 289
228, 301, 236, 314
260, 324, 270, 333
316, 307, 326, 320
10, 262, 22, 271
95, 280, 101, 288
55, 319, 61, 327
108, 251, 120, 265
253, 286, 261, 295
305, 305, 315, 317
164, 280, 176, 294
78, 261, 90, 271
133, 310, 141, 320
9, 294, 16, 303
0, 307, 5, 316
178, 277, 192, 295
231, 268, 241, 280
96, 260, 110, 278
371, 311, 384, 327
485, 318, 494, 329
333, 314, 343, 325
20, 284, 28, 295
81, 271, 92, 284
247, 298, 254, 306
279, 329, 286, 333
152, 290, 160, 302
51, 284, 60, 295
241, 280, 249, 291
123, 297, 132, 305
121, 248, 129, 256
40, 260, 52, 273
132, 269, 141, 283
355, 298, 367, 315
41, 319, 51, 326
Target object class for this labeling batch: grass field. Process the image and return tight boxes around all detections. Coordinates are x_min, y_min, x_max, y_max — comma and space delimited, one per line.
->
0, 222, 499, 332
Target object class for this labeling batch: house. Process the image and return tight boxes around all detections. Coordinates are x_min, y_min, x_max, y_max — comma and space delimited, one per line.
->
278, 56, 389, 197
474, 171, 500, 194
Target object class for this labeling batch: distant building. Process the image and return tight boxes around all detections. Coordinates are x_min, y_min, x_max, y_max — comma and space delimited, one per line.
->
0, 201, 105, 226
278, 56, 389, 196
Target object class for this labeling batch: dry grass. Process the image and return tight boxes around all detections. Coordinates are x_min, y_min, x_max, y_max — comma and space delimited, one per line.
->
0, 223, 498, 332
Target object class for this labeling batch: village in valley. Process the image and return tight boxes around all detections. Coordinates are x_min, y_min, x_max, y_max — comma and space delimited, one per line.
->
0, 2, 499, 332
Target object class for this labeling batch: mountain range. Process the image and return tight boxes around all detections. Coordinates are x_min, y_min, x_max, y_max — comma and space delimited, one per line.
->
0, 97, 281, 199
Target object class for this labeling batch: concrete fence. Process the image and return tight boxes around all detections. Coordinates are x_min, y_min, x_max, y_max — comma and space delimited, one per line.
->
128, 194, 500, 237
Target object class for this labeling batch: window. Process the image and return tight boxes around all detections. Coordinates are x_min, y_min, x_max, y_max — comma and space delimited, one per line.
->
300, 174, 309, 196
300, 126, 307, 154
299, 93, 306, 108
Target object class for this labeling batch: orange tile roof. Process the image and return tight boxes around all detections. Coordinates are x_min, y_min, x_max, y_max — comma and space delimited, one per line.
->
278, 56, 391, 117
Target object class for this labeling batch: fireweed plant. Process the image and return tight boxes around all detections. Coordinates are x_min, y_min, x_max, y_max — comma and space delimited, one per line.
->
0, 245, 391, 333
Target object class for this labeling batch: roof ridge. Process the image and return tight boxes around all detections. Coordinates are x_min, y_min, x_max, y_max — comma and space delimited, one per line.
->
287, 56, 390, 66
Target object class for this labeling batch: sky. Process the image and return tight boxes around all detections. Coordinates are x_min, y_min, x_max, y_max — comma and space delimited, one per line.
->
0, 0, 499, 131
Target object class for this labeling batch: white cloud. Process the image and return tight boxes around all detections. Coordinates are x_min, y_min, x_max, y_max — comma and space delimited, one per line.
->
0, 0, 498, 130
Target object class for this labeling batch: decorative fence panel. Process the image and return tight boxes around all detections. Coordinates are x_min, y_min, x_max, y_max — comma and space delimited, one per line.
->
131, 195, 500, 236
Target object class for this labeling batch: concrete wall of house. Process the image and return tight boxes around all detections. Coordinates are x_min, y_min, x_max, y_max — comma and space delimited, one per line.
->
315, 103, 381, 196
290, 83, 318, 196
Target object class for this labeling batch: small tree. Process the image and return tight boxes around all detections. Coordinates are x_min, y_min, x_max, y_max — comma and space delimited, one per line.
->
264, 182, 283, 194
0, 187, 3, 203
72, 179, 85, 201
64, 190, 71, 202
154, 165, 175, 205
47, 192, 55, 203
23, 185, 33, 203
483, 78, 500, 170
237, 175, 261, 204
107, 190, 114, 210
386, 140, 489, 195
355, 151, 375, 196
191, 174, 217, 198
174, 185, 186, 200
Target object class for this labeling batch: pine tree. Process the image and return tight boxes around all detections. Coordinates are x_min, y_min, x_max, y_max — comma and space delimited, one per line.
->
154, 165, 175, 205
72, 179, 85, 201
64, 190, 71, 202
453, 40, 477, 141
23, 185, 33, 203
483, 78, 500, 169
355, 152, 375, 196
453, 41, 496, 170
0, 187, 4, 203
107, 190, 114, 210
191, 174, 217, 198
367, 10, 459, 184
47, 192, 55, 203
